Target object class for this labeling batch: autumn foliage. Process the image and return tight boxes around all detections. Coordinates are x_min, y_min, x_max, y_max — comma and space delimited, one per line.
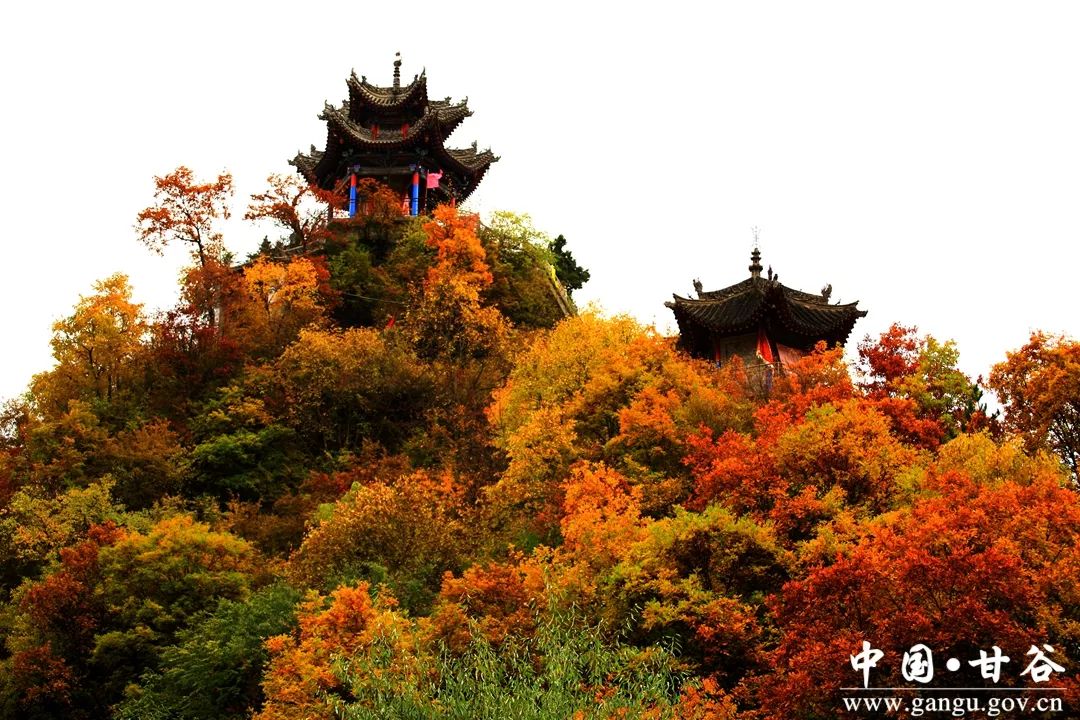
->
3, 166, 1079, 719
136, 166, 233, 267
244, 173, 338, 251
989, 331, 1080, 478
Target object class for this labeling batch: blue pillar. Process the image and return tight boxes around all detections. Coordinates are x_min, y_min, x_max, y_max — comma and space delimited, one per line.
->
410, 171, 420, 216
348, 173, 357, 217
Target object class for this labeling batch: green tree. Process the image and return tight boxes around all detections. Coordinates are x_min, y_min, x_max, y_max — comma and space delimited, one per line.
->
479, 212, 568, 328
184, 384, 303, 501
549, 233, 590, 294
117, 584, 301, 720
90, 516, 263, 702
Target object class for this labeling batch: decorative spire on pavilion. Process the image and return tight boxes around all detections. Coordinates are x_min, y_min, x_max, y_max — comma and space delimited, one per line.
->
749, 247, 763, 279
749, 227, 763, 278
290, 56, 498, 216
666, 247, 867, 367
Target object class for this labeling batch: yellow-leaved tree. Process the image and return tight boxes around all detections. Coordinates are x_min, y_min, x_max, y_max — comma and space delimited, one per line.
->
31, 274, 147, 421
236, 257, 330, 357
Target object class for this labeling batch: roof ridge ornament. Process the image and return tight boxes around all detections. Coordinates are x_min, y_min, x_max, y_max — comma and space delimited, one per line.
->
393, 52, 402, 89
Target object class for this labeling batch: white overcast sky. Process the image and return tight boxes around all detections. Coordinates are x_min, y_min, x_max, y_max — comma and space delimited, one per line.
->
2, 2, 1079, 402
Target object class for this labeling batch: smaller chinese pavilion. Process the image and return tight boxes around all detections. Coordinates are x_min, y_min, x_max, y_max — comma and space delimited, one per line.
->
666, 249, 867, 367
291, 53, 497, 216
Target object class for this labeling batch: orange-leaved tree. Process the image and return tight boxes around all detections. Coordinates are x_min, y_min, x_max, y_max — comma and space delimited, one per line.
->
558, 463, 647, 576
423, 203, 493, 289
401, 205, 511, 467
428, 556, 548, 653
257, 583, 421, 720
686, 344, 924, 545
761, 468, 1080, 719
989, 331, 1080, 480
244, 173, 338, 251
404, 204, 507, 366
135, 166, 233, 268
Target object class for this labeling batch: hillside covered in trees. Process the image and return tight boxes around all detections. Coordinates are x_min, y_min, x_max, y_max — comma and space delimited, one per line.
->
1, 167, 1079, 719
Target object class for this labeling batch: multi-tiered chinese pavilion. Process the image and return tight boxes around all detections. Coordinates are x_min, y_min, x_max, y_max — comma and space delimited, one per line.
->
291, 54, 497, 216
667, 249, 867, 368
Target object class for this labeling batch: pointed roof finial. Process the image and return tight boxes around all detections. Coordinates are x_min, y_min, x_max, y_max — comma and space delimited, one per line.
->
749, 227, 763, 278
393, 52, 402, 88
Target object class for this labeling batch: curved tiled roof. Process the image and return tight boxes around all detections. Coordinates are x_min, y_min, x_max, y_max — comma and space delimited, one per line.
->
666, 258, 866, 350
444, 144, 499, 172
347, 70, 428, 109
290, 146, 324, 180
320, 101, 470, 148
696, 278, 755, 301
